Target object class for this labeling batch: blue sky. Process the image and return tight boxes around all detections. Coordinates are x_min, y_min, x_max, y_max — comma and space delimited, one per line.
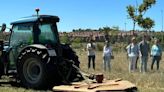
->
0, 0, 163, 32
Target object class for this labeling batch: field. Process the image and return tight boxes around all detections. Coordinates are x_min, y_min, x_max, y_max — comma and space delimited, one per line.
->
78, 50, 164, 92
0, 50, 164, 92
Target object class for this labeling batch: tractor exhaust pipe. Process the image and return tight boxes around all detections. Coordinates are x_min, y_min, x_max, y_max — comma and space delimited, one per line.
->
35, 8, 40, 16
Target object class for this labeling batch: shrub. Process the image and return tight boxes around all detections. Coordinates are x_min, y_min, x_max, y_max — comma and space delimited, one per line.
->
72, 38, 82, 43
60, 35, 70, 44
96, 43, 104, 51
71, 43, 83, 49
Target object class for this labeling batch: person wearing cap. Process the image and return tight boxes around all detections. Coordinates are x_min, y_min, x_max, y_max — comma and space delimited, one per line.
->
126, 37, 139, 72
138, 35, 150, 73
150, 38, 162, 70
102, 40, 113, 72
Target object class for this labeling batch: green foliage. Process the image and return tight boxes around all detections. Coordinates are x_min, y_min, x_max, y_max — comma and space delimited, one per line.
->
99, 27, 111, 33
96, 43, 104, 51
153, 32, 164, 43
60, 33, 71, 44
27, 36, 33, 44
70, 38, 83, 49
126, 0, 156, 33
126, 5, 137, 34
138, 17, 155, 30
73, 28, 98, 32
126, 5, 136, 20
138, 0, 156, 15
72, 38, 82, 43
143, 0, 156, 11
136, 35, 142, 42
111, 26, 119, 31
139, 4, 146, 14
95, 42, 124, 52
71, 43, 83, 49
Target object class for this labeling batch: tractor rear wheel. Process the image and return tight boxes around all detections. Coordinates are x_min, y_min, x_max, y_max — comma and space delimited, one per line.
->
17, 51, 48, 89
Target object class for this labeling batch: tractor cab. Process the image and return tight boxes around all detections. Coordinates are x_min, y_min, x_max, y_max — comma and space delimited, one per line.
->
10, 15, 60, 46
9, 15, 60, 59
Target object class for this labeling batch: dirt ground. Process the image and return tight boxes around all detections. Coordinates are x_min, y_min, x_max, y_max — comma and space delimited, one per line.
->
0, 76, 52, 92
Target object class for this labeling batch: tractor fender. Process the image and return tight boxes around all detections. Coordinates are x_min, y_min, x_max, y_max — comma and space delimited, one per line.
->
28, 44, 57, 56
28, 44, 48, 49
17, 44, 57, 62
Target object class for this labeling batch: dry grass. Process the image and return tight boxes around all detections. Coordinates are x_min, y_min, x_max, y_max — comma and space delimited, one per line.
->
0, 49, 164, 92
77, 50, 164, 92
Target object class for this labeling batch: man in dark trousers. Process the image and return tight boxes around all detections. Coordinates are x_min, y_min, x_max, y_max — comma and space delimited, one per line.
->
138, 35, 150, 73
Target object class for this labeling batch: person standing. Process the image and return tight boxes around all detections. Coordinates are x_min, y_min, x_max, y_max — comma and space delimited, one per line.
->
150, 38, 162, 70
0, 23, 9, 74
0, 23, 7, 40
87, 39, 96, 70
103, 41, 113, 72
126, 37, 139, 72
138, 35, 150, 73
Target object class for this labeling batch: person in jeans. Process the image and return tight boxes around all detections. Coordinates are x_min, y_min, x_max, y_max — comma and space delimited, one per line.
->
87, 39, 96, 70
138, 35, 150, 73
103, 41, 112, 72
150, 38, 162, 70
126, 37, 139, 72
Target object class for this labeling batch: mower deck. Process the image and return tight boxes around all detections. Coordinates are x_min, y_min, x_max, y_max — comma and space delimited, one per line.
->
53, 79, 137, 92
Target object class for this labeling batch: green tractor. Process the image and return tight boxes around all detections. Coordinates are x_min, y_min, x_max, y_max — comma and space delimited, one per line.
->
0, 10, 82, 89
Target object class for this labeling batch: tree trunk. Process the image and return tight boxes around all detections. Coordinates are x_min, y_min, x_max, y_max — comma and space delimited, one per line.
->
133, 21, 136, 36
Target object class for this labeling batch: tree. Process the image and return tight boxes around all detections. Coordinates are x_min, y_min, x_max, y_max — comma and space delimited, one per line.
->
127, 5, 137, 35
126, 0, 156, 34
110, 26, 119, 36
111, 26, 119, 31
100, 27, 111, 41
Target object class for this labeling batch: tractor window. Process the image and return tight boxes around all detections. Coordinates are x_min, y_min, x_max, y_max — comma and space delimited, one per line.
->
10, 23, 33, 50
18, 24, 32, 30
38, 23, 57, 44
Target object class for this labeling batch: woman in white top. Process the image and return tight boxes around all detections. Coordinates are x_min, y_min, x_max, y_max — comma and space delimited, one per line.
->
126, 37, 139, 72
103, 41, 112, 71
87, 39, 96, 70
